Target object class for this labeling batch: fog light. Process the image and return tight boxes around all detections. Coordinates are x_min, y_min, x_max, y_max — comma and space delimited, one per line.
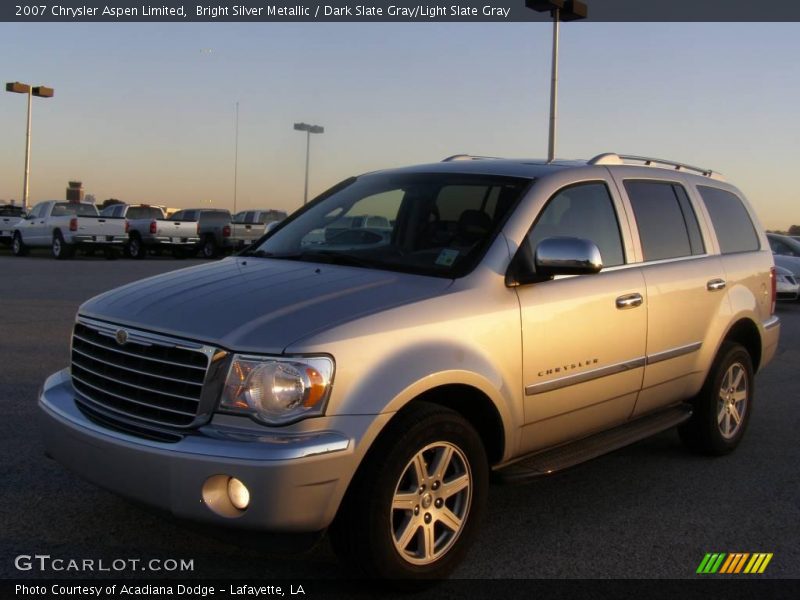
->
227, 477, 250, 510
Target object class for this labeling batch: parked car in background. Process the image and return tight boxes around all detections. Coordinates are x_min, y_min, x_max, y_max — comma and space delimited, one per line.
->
39, 153, 779, 580
167, 208, 232, 258
323, 214, 393, 242
230, 209, 287, 249
0, 204, 25, 246
100, 203, 166, 221
11, 201, 127, 259
124, 206, 200, 259
775, 266, 799, 301
766, 233, 800, 279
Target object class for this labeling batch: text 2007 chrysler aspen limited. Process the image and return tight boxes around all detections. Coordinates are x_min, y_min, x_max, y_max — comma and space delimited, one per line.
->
39, 154, 780, 579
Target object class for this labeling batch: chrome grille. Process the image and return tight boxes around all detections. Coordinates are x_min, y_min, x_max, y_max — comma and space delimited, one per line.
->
70, 319, 215, 429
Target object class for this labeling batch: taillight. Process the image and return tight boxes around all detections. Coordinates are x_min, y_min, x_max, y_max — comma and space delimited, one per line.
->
69, 217, 78, 232
124, 220, 129, 233
150, 220, 157, 234
222, 225, 231, 238
196, 222, 200, 235
770, 266, 777, 315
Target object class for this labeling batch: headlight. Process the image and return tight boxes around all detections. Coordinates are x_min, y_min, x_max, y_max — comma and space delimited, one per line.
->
219, 355, 334, 425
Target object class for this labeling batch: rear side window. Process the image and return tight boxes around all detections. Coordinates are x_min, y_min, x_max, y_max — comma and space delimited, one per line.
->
529, 182, 625, 267
625, 181, 705, 261
697, 186, 760, 254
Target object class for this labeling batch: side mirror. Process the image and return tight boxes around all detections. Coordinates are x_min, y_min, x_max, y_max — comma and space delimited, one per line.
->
507, 236, 603, 286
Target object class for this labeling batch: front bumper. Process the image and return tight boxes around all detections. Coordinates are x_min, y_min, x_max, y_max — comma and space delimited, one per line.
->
39, 369, 375, 532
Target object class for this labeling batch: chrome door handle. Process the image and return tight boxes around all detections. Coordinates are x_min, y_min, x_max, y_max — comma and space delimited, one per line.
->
707, 278, 727, 291
616, 293, 643, 309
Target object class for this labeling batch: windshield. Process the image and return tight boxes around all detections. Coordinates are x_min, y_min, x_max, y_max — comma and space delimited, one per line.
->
247, 172, 530, 278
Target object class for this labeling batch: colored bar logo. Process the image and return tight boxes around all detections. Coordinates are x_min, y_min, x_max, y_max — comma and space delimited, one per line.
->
697, 553, 773, 574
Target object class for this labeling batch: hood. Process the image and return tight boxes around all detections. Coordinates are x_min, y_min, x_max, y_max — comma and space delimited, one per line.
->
79, 257, 452, 353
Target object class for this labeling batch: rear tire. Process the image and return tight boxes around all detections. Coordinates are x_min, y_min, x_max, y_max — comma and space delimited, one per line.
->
52, 232, 74, 260
201, 236, 218, 259
128, 235, 146, 259
11, 232, 28, 256
679, 342, 754, 455
330, 402, 488, 581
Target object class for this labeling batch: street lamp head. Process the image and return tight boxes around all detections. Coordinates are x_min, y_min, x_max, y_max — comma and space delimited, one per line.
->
6, 82, 31, 94
294, 122, 324, 134
32, 86, 54, 98
525, 0, 565, 13
560, 1, 587, 21
525, 0, 587, 19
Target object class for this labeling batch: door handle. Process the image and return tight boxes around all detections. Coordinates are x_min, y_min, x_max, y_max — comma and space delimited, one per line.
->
707, 278, 727, 291
616, 293, 643, 309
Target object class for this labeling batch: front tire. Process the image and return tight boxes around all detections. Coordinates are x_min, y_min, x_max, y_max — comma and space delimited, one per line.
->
679, 342, 754, 455
331, 402, 488, 580
11, 232, 28, 256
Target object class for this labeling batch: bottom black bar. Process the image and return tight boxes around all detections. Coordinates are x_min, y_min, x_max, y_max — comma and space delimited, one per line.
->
3, 579, 800, 600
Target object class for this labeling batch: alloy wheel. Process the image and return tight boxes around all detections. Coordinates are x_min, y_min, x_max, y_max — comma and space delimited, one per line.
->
390, 441, 472, 566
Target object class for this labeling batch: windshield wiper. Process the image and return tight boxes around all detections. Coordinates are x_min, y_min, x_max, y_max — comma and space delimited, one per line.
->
293, 250, 379, 268
249, 249, 377, 268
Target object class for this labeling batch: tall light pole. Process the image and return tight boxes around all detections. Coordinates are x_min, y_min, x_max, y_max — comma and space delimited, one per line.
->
293, 122, 324, 205
525, 1, 587, 163
5, 82, 54, 211
233, 101, 239, 215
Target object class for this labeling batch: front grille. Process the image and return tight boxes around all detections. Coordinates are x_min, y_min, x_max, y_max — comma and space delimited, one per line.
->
70, 319, 213, 429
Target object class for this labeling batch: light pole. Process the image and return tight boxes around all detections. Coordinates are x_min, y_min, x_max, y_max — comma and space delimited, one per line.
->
5, 82, 54, 211
293, 122, 324, 204
525, 1, 587, 163
233, 101, 239, 215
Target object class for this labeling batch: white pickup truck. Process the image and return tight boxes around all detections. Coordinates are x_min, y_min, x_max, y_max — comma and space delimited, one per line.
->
230, 209, 287, 250
124, 206, 202, 259
11, 201, 128, 259
0, 205, 26, 247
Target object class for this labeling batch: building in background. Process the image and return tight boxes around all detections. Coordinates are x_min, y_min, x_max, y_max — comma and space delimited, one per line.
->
66, 181, 84, 203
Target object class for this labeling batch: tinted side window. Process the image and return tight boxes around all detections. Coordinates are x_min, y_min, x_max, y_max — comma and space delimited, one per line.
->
625, 181, 703, 261
697, 186, 760, 254
529, 182, 625, 267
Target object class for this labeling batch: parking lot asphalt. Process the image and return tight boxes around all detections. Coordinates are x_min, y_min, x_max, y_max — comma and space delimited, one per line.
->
0, 252, 798, 582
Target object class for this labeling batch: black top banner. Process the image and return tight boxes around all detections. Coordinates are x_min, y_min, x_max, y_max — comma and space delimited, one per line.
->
4, 0, 800, 22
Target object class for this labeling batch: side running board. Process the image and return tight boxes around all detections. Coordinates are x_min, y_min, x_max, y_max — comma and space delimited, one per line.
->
494, 404, 693, 483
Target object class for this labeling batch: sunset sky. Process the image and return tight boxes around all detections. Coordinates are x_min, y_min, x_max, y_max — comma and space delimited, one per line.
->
1, 22, 798, 229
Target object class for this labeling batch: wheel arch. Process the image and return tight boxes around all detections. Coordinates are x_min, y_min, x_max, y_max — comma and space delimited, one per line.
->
392, 384, 505, 466
720, 317, 762, 372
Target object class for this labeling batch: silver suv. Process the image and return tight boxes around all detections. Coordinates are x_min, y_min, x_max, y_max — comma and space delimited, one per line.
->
39, 153, 780, 579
